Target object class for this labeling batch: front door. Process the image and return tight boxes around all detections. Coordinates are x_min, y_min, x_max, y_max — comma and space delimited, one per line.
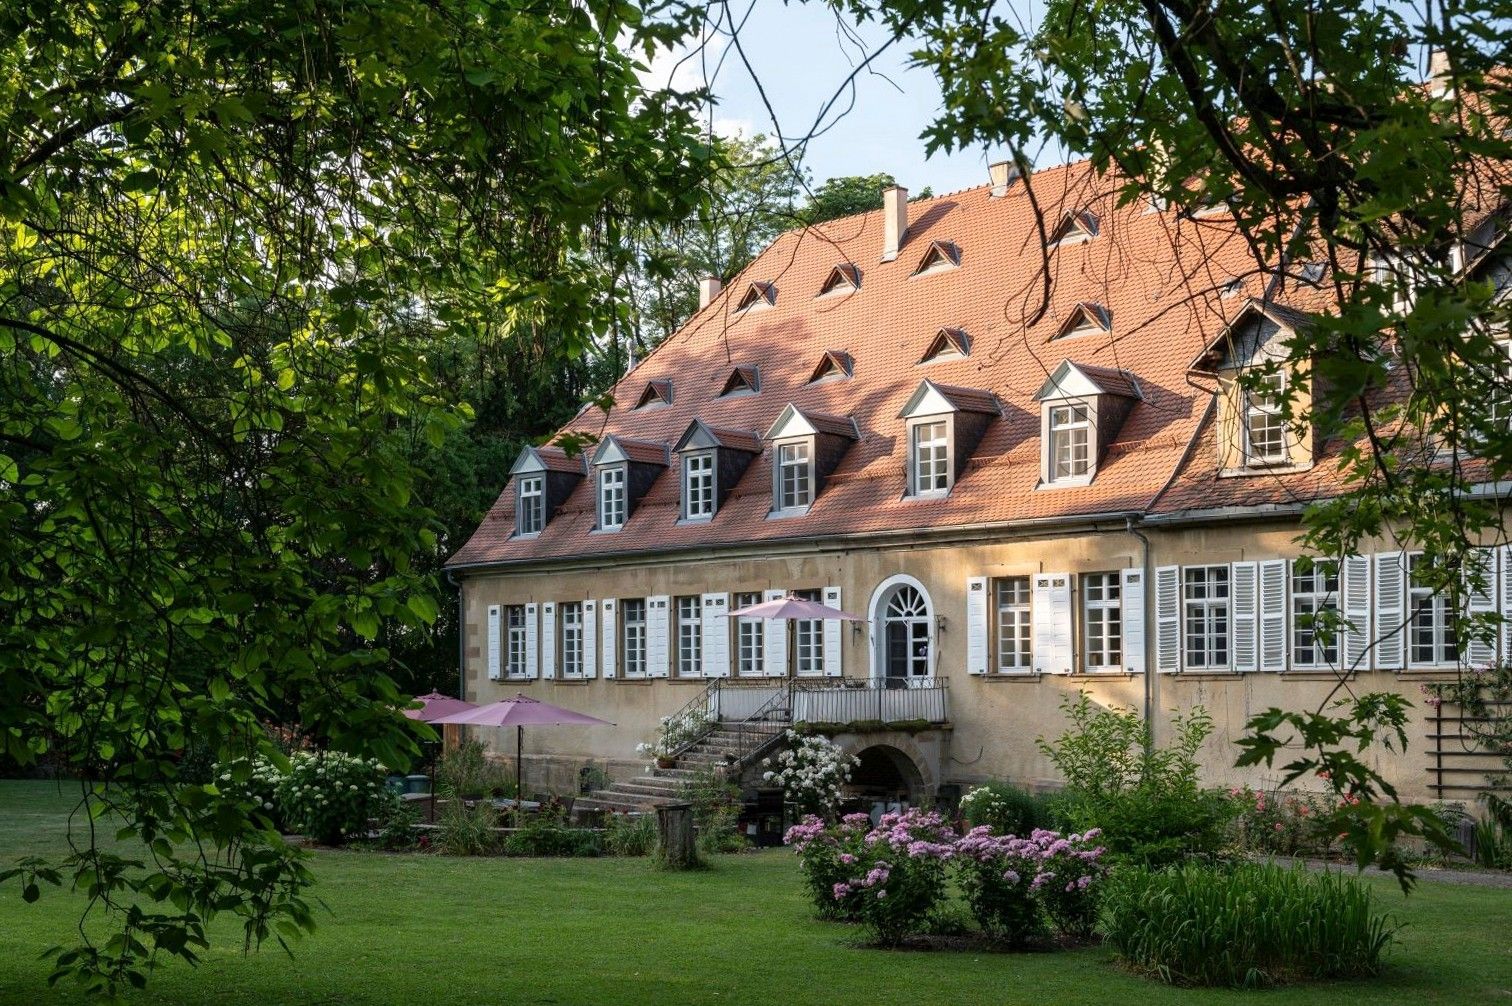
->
882, 585, 931, 684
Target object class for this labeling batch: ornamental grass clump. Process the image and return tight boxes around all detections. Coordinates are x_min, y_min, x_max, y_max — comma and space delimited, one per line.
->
832, 809, 955, 946
1101, 862, 1397, 987
953, 826, 1107, 944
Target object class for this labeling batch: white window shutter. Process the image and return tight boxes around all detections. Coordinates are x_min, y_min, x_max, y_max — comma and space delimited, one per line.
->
647, 595, 670, 678
966, 576, 989, 675
1155, 565, 1181, 673
524, 603, 539, 679
1342, 555, 1371, 671
702, 592, 730, 678
1465, 548, 1497, 668
582, 600, 598, 679
1501, 544, 1512, 662
486, 605, 502, 681
763, 589, 788, 677
1231, 561, 1258, 673
600, 599, 617, 678
1374, 552, 1405, 670
1120, 569, 1146, 675
822, 586, 844, 677
1031, 573, 1072, 674
541, 603, 557, 680
1259, 559, 1287, 672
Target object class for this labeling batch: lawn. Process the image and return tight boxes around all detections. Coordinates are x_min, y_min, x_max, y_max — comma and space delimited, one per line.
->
0, 780, 1508, 1005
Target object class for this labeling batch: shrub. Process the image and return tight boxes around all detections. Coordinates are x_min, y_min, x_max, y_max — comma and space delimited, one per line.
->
830, 809, 955, 946
436, 740, 513, 799
215, 755, 286, 832
958, 782, 1053, 836
1229, 786, 1337, 857
1101, 862, 1397, 987
371, 792, 421, 851
784, 813, 873, 919
277, 751, 388, 845
1473, 815, 1512, 869
763, 731, 858, 818
604, 812, 657, 856
689, 768, 746, 854
504, 818, 602, 857
636, 707, 711, 761
1032, 829, 1108, 938
953, 825, 1108, 943
435, 797, 501, 856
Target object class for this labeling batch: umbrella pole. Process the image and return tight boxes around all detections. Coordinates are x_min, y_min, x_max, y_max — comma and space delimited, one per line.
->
516, 725, 524, 830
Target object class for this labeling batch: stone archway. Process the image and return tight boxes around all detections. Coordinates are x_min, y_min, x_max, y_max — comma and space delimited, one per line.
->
831, 730, 942, 807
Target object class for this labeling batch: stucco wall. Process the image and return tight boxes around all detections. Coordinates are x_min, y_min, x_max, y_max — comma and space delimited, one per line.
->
457, 519, 1454, 803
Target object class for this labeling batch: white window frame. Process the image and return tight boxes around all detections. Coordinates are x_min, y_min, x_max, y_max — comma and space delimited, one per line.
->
1183, 565, 1230, 670
683, 451, 716, 521
620, 597, 647, 677
1047, 402, 1093, 485
676, 595, 703, 677
598, 465, 627, 531
994, 576, 1032, 673
517, 475, 545, 536
1407, 552, 1458, 668
1082, 571, 1123, 672
775, 440, 813, 513
1289, 560, 1339, 670
911, 420, 950, 496
559, 601, 583, 678
735, 591, 764, 675
1243, 371, 1289, 467
792, 587, 824, 676
505, 604, 529, 678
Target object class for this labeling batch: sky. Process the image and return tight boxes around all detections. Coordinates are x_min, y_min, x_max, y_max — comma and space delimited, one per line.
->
639, 4, 1001, 198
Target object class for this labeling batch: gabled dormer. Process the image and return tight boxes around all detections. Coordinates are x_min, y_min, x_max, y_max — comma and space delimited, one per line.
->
736, 281, 776, 312
920, 327, 971, 364
508, 446, 586, 537
633, 379, 673, 410
1053, 302, 1112, 340
764, 404, 859, 516
818, 263, 860, 297
719, 365, 760, 398
897, 380, 1001, 497
912, 240, 960, 276
588, 435, 668, 531
1033, 360, 1142, 488
808, 349, 854, 384
1048, 210, 1099, 247
673, 420, 762, 522
1189, 298, 1315, 475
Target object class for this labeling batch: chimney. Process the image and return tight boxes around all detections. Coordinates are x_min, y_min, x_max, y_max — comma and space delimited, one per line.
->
698, 275, 722, 309
881, 184, 908, 262
988, 159, 1020, 197
1428, 48, 1452, 93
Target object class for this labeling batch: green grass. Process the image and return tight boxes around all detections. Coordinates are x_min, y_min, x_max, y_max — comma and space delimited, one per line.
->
0, 779, 1508, 1004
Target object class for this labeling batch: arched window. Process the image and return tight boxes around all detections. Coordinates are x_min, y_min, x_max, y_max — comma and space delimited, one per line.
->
873, 580, 933, 682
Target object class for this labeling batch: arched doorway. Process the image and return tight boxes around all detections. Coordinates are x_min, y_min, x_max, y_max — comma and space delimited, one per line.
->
868, 575, 935, 683
850, 744, 926, 809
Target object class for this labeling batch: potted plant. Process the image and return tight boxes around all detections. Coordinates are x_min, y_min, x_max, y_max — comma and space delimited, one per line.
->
637, 708, 712, 769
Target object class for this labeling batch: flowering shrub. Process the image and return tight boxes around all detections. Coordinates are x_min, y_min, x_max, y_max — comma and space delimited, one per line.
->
958, 781, 1053, 836
1030, 828, 1108, 938
832, 809, 955, 946
277, 751, 388, 845
1229, 786, 1337, 857
215, 755, 286, 831
636, 707, 711, 761
763, 731, 858, 817
784, 812, 872, 918
954, 826, 1107, 942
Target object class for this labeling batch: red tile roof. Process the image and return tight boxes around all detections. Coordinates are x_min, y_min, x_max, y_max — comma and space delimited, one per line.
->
447, 158, 1344, 570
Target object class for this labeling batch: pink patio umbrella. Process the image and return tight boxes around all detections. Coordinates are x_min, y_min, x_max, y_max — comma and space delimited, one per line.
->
433, 694, 613, 817
727, 593, 867, 622
403, 691, 477, 722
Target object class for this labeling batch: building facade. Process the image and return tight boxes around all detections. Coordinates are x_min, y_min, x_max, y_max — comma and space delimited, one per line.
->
445, 159, 1506, 809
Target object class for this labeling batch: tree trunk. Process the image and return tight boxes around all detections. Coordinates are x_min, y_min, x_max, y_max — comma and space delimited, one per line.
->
656, 803, 698, 869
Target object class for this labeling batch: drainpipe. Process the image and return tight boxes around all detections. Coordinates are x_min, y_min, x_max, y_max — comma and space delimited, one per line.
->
1125, 516, 1154, 756
445, 568, 464, 703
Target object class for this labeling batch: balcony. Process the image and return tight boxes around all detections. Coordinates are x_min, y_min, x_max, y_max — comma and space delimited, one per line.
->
708, 677, 950, 729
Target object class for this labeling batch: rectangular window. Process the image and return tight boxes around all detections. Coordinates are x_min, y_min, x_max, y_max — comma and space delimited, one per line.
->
1488, 338, 1512, 430
506, 604, 528, 677
777, 441, 812, 511
621, 598, 647, 677
1049, 404, 1091, 481
599, 466, 626, 530
1290, 561, 1339, 669
912, 421, 949, 494
1082, 572, 1123, 671
735, 591, 764, 675
994, 576, 1032, 672
676, 595, 703, 677
518, 475, 544, 535
559, 602, 583, 677
1244, 372, 1288, 466
684, 453, 715, 520
793, 588, 823, 676
1408, 553, 1458, 666
1183, 565, 1230, 669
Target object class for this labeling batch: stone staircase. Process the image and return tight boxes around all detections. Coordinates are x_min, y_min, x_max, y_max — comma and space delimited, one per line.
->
572, 726, 780, 817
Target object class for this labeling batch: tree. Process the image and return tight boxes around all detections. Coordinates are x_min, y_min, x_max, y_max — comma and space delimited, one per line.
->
838, 0, 1512, 884
0, 0, 708, 995
799, 173, 933, 224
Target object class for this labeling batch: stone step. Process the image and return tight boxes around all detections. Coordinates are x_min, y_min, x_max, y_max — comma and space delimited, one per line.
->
574, 794, 655, 814
614, 780, 688, 799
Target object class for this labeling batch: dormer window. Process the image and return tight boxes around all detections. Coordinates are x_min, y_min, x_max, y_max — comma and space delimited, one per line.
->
764, 404, 858, 516
912, 421, 949, 494
776, 442, 813, 511
1048, 404, 1091, 482
517, 475, 545, 535
1048, 210, 1098, 247
912, 240, 960, 276
1033, 360, 1142, 488
634, 379, 672, 410
672, 420, 761, 523
736, 281, 775, 312
920, 327, 970, 363
1243, 371, 1288, 466
897, 379, 1001, 498
598, 466, 627, 530
683, 453, 715, 519
809, 349, 853, 383
1054, 303, 1111, 340
720, 366, 759, 397
818, 264, 860, 296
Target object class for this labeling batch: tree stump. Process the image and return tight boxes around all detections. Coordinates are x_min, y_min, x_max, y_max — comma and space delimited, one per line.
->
656, 803, 698, 869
